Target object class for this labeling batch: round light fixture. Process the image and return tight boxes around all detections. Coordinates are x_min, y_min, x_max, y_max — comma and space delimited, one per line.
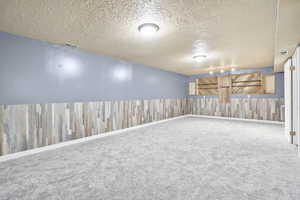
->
220, 69, 225, 73
138, 23, 160, 36
193, 54, 207, 62
209, 71, 214, 75
280, 50, 288, 56
64, 43, 78, 49
231, 68, 236, 72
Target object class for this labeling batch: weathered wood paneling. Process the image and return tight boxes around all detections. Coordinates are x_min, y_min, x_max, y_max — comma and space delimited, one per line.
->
0, 97, 284, 156
0, 105, 3, 156
0, 99, 188, 156
188, 98, 284, 121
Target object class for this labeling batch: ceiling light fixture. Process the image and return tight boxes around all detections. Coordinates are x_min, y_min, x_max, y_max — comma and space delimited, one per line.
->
193, 54, 207, 62
65, 43, 77, 49
231, 68, 236, 72
220, 69, 225, 73
209, 71, 214, 75
280, 50, 288, 56
138, 23, 160, 36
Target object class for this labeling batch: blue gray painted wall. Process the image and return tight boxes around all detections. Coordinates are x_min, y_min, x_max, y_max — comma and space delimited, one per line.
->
0, 32, 188, 105
0, 31, 284, 105
189, 67, 284, 98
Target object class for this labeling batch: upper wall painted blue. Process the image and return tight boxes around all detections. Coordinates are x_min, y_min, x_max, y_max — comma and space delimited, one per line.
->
189, 67, 284, 98
0, 32, 188, 105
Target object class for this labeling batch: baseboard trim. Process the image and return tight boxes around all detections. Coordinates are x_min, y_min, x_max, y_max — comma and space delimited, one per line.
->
186, 114, 284, 125
0, 114, 284, 162
0, 115, 187, 163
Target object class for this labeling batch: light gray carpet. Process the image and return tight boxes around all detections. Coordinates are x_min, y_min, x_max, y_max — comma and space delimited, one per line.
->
0, 117, 300, 200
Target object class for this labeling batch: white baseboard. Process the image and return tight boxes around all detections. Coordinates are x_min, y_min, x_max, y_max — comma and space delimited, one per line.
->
186, 114, 284, 125
0, 115, 187, 163
0, 114, 284, 163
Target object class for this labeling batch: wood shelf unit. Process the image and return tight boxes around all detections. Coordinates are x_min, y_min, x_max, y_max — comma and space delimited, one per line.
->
196, 76, 218, 96
231, 72, 263, 94
192, 71, 272, 102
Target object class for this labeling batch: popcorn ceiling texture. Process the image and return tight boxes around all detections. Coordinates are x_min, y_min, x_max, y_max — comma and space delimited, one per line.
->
274, 0, 300, 72
0, 0, 277, 75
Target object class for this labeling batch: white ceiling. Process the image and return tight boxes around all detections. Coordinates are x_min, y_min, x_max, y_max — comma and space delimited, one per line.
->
274, 0, 300, 72
0, 0, 297, 75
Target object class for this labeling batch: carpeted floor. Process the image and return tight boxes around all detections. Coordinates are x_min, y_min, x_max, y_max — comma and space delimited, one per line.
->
0, 117, 300, 200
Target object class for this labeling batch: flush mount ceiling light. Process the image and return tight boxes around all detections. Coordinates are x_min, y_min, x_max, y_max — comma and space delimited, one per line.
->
209, 71, 214, 75
231, 68, 236, 72
280, 50, 289, 56
64, 43, 77, 49
220, 69, 225, 73
193, 54, 207, 62
138, 23, 160, 36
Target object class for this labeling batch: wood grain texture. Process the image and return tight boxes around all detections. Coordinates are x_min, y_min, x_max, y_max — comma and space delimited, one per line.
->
0, 97, 284, 156
0, 99, 188, 156
195, 72, 267, 97
0, 105, 3, 156
197, 77, 218, 95
231, 72, 263, 94
218, 75, 231, 103
188, 98, 284, 121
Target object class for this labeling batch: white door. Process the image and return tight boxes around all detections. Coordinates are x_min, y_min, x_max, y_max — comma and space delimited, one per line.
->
284, 58, 293, 143
292, 48, 299, 146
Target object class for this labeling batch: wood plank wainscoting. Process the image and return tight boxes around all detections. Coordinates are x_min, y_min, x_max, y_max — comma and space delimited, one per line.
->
0, 97, 284, 156
188, 98, 284, 121
0, 99, 188, 156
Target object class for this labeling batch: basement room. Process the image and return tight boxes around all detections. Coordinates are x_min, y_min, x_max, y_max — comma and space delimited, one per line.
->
0, 0, 299, 199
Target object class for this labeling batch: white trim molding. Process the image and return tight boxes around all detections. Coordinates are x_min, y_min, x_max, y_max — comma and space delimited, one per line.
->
0, 115, 186, 163
0, 114, 284, 163
187, 114, 284, 125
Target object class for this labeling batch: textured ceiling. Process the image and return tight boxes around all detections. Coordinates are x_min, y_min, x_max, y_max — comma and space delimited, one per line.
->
274, 0, 300, 72
0, 0, 280, 75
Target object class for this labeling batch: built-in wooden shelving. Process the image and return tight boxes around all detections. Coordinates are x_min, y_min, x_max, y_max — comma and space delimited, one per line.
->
191, 72, 275, 102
